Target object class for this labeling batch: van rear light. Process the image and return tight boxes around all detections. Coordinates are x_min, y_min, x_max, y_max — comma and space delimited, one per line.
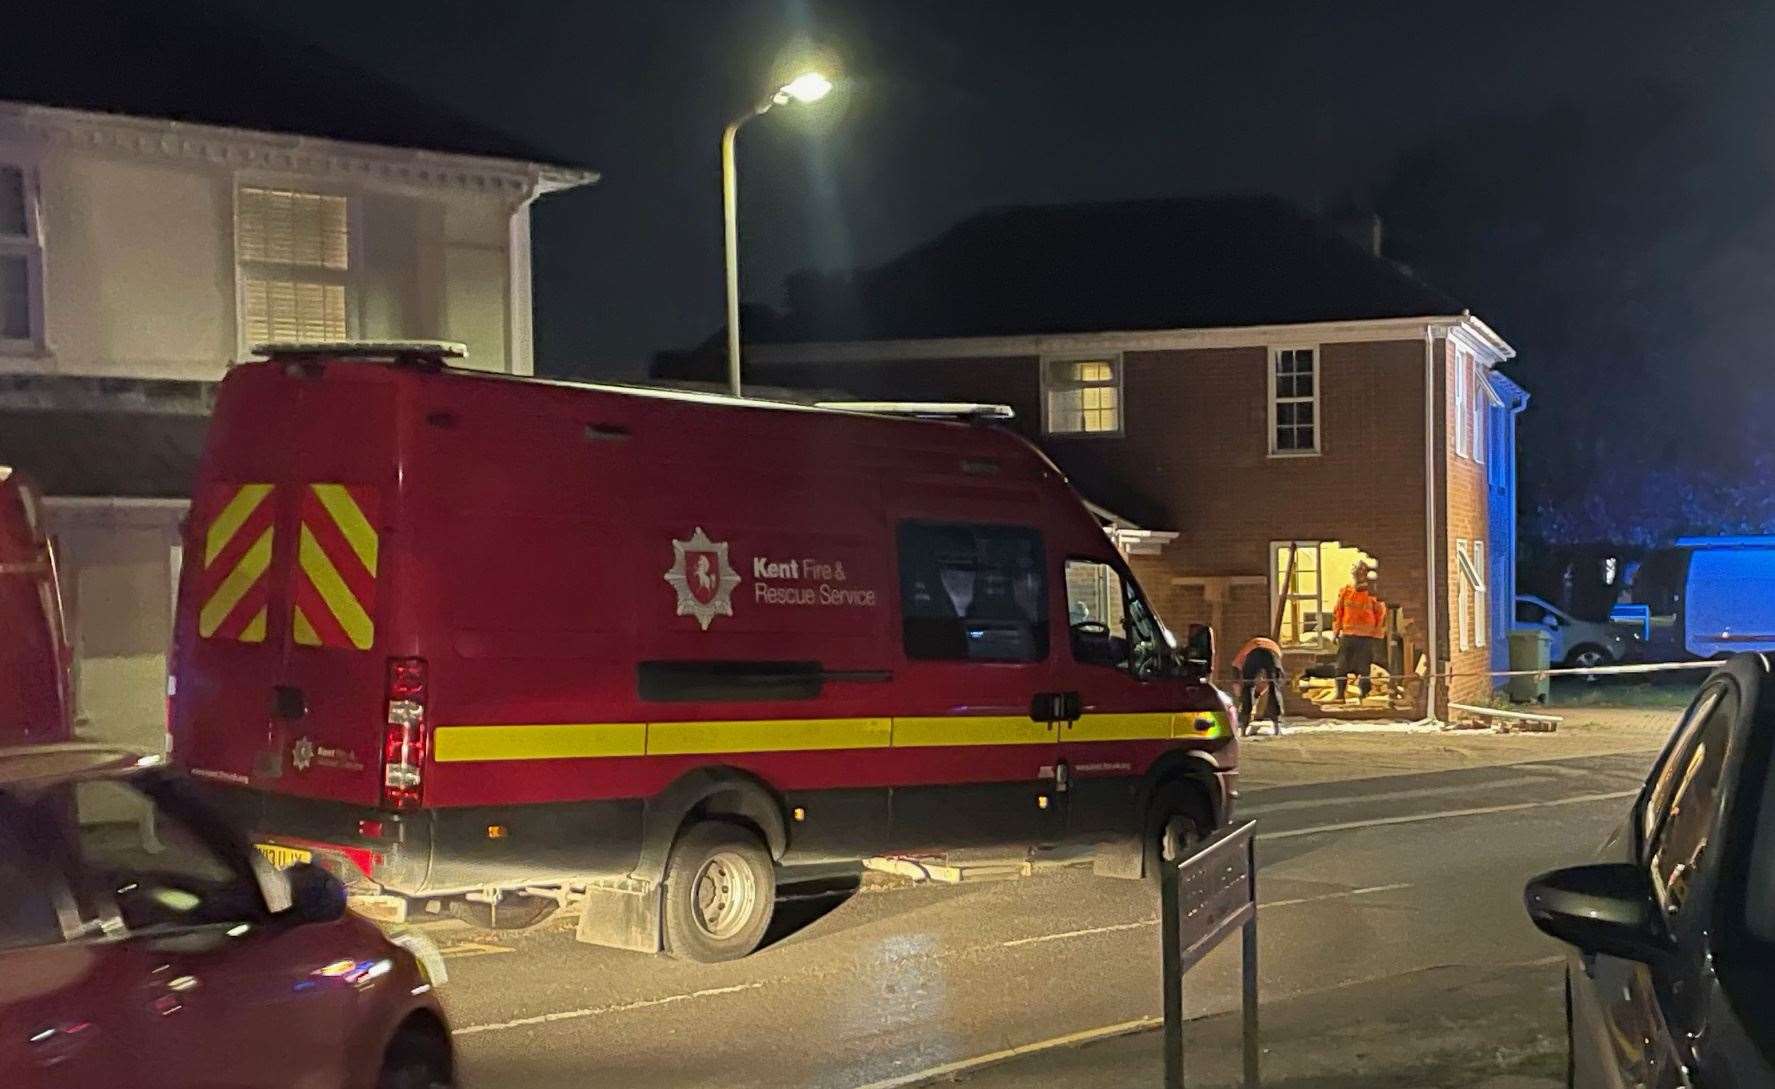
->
382, 658, 428, 810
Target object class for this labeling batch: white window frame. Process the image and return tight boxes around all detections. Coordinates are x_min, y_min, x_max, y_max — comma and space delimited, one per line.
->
1471, 539, 1487, 648
1041, 353, 1124, 437
1456, 538, 1486, 652
0, 155, 47, 354
232, 180, 361, 355
1270, 539, 1326, 649
1453, 348, 1471, 460
1267, 345, 1321, 458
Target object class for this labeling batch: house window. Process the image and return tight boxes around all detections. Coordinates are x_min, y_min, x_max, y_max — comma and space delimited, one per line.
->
1271, 539, 1375, 649
1456, 539, 1485, 652
0, 162, 45, 349
1043, 357, 1121, 435
1472, 359, 1488, 466
1453, 348, 1471, 459
1471, 540, 1487, 648
1268, 347, 1319, 456
235, 186, 352, 347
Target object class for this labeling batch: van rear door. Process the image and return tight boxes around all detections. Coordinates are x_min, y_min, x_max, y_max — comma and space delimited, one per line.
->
270, 363, 399, 806
1685, 547, 1775, 657
175, 362, 397, 807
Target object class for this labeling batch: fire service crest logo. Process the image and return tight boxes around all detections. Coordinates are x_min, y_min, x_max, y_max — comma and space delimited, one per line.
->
291, 736, 315, 773
663, 528, 741, 631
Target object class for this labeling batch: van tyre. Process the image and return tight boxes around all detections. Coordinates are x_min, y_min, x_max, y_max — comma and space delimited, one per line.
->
1144, 782, 1211, 884
662, 822, 776, 962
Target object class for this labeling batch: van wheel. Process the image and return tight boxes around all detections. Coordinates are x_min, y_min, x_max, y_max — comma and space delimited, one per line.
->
445, 894, 557, 932
662, 822, 776, 962
1144, 782, 1211, 884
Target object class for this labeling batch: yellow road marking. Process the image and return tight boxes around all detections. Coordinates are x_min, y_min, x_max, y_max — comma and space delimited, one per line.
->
204, 483, 273, 565
299, 524, 374, 649
198, 526, 273, 637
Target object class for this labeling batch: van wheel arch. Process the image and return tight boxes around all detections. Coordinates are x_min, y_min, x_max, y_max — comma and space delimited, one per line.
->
1139, 753, 1223, 829
632, 767, 788, 885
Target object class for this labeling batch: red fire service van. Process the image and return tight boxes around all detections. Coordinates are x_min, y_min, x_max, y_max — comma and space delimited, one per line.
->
1, 467, 72, 745
171, 342, 1238, 961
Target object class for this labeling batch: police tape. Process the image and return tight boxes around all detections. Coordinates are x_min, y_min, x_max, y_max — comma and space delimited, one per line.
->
1222, 657, 1723, 690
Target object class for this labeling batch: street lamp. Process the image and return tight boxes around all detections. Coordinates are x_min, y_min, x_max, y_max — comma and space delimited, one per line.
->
723, 70, 834, 397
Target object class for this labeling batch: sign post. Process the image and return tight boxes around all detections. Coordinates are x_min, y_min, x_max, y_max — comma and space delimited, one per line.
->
1160, 820, 1259, 1089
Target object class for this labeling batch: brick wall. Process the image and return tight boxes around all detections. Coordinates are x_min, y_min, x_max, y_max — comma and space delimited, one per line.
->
758, 336, 1458, 709
1438, 336, 1495, 706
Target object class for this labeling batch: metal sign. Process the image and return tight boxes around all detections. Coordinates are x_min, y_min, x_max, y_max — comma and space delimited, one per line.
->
1161, 820, 1259, 1089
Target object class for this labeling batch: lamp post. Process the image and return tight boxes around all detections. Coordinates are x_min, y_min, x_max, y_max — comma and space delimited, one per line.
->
723, 71, 833, 397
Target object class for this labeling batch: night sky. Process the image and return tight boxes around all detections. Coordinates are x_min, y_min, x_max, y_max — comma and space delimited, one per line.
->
32, 2, 1775, 540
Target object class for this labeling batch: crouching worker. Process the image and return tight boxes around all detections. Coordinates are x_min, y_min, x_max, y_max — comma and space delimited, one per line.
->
1232, 635, 1286, 736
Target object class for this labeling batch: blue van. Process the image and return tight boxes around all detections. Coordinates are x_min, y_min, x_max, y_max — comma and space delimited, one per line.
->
1629, 537, 1775, 659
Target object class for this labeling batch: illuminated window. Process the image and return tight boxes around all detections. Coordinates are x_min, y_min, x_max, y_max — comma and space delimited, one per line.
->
1043, 357, 1122, 435
0, 162, 44, 349
1268, 347, 1319, 456
236, 186, 352, 348
1271, 540, 1375, 649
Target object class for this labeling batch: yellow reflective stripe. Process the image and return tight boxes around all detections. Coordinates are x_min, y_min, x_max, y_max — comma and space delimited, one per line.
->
309, 484, 378, 575
434, 723, 646, 763
204, 483, 273, 565
892, 715, 1051, 748
239, 606, 268, 644
298, 524, 373, 650
1062, 713, 1175, 743
429, 713, 1234, 764
649, 717, 890, 756
292, 605, 320, 647
198, 526, 274, 637
1170, 710, 1233, 740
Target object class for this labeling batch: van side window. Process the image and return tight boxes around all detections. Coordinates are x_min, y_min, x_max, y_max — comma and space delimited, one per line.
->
898, 522, 1047, 662
1066, 559, 1166, 677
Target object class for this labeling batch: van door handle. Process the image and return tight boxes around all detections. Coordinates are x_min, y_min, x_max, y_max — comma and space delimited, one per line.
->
272, 686, 307, 720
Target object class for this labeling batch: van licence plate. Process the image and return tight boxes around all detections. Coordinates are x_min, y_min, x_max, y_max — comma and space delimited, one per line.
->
255, 843, 313, 870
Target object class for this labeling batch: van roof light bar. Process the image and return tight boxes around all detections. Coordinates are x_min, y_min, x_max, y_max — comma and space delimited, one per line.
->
251, 340, 468, 365
813, 401, 1015, 422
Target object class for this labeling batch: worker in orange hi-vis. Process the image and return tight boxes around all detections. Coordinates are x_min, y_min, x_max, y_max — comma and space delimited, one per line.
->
1232, 635, 1286, 736
1332, 562, 1388, 701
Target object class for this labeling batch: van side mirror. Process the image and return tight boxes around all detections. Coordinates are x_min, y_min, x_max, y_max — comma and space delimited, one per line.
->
1183, 624, 1214, 672
1524, 863, 1672, 965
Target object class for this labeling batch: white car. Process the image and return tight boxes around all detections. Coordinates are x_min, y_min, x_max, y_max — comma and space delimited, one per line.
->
1513, 594, 1629, 670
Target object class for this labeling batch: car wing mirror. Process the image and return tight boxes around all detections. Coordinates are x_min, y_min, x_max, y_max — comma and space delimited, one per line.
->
283, 861, 348, 925
1524, 862, 1672, 965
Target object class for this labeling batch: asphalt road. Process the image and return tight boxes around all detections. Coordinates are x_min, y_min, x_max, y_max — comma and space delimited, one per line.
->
428, 750, 1657, 1089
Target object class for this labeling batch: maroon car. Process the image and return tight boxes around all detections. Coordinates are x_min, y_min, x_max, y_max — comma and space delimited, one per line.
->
0, 745, 452, 1088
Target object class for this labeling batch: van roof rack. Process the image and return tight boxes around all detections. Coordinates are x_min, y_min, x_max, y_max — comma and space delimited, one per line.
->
251, 340, 468, 364
813, 401, 1015, 422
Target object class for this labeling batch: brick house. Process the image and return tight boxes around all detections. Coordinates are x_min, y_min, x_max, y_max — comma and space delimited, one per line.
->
658, 197, 1527, 714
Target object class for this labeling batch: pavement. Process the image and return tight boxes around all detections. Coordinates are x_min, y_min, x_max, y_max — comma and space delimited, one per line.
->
419, 716, 1671, 1089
